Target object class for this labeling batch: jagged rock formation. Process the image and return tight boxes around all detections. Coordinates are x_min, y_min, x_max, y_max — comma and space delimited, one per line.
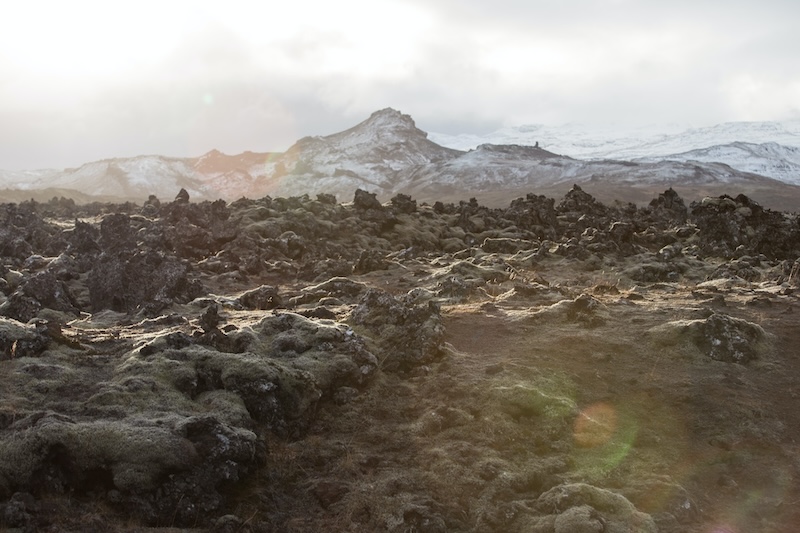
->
1, 187, 800, 531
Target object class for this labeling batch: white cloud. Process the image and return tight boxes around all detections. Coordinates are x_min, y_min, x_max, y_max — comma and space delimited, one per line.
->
0, 0, 798, 169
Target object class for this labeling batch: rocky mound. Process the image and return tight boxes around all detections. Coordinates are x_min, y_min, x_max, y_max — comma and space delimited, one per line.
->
1, 186, 800, 532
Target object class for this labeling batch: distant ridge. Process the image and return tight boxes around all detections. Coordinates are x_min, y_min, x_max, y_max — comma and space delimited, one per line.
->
429, 119, 800, 183
2, 109, 800, 211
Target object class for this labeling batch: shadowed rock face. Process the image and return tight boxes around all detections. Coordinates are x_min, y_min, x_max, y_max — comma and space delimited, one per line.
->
690, 193, 799, 259
0, 187, 799, 531
349, 288, 445, 371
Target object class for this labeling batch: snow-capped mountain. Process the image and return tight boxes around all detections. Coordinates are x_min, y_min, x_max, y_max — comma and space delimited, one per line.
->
429, 120, 800, 185
0, 157, 202, 200
399, 143, 795, 208
429, 120, 800, 159
2, 108, 800, 210
634, 142, 800, 186
259, 108, 462, 199
0, 150, 280, 202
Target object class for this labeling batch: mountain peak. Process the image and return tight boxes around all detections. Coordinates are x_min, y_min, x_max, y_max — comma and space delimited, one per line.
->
356, 107, 421, 136
368, 107, 412, 121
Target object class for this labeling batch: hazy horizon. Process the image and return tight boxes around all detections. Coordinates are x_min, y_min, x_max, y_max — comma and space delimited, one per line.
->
2, 0, 799, 170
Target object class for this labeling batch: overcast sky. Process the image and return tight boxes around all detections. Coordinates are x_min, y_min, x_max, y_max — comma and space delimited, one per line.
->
1, 0, 799, 169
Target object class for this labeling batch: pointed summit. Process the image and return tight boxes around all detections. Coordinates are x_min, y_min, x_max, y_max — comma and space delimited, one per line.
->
359, 107, 420, 135
323, 107, 429, 145
266, 108, 463, 199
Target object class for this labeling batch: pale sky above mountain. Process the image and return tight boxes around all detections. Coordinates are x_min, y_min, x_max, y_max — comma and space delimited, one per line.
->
1, 0, 799, 170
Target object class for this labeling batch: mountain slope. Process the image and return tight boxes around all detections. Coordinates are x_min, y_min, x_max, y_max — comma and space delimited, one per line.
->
429, 120, 800, 159
401, 143, 797, 208
635, 142, 800, 186
258, 108, 463, 199
0, 150, 281, 203
2, 109, 800, 210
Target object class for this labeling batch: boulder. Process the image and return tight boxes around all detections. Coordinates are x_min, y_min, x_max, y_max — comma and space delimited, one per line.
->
0, 271, 81, 322
650, 312, 767, 364
88, 250, 206, 314
534, 483, 657, 533
237, 285, 283, 310
648, 188, 688, 224
349, 288, 445, 371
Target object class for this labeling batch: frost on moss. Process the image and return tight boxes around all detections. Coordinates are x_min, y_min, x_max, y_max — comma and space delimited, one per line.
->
650, 312, 768, 364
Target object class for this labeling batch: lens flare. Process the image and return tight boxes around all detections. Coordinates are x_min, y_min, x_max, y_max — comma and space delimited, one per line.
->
574, 402, 618, 448
572, 401, 638, 475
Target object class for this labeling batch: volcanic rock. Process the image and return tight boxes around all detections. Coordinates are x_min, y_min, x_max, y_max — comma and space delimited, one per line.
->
237, 285, 283, 310
532, 483, 657, 533
690, 194, 800, 259
349, 288, 444, 371
650, 312, 767, 364
88, 249, 205, 314
648, 187, 688, 224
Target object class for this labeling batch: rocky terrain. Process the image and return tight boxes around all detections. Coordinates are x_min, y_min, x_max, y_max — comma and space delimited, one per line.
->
1, 185, 800, 532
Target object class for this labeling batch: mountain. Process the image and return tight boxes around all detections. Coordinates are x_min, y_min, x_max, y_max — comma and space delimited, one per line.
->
256, 108, 462, 199
0, 150, 283, 203
235, 109, 800, 208
3, 109, 800, 210
429, 120, 800, 186
634, 142, 800, 186
399, 143, 800, 209
429, 120, 800, 158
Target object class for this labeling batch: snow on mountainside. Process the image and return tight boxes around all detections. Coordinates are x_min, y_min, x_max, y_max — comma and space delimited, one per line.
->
635, 142, 800, 186
429, 120, 800, 159
609, 121, 800, 160
429, 123, 686, 160
402, 143, 787, 204
429, 120, 800, 189
2, 108, 800, 210
262, 108, 462, 199
0, 156, 206, 200
0, 150, 280, 202
257, 111, 798, 206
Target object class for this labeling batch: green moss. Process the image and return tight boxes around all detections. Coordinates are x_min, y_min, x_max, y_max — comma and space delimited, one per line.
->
0, 418, 198, 492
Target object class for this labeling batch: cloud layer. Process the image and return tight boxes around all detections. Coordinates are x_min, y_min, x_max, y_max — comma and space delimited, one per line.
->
1, 0, 798, 169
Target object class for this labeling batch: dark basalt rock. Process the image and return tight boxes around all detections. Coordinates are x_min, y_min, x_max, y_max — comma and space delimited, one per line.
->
65, 219, 101, 260
0, 317, 49, 359
0, 271, 80, 322
0, 204, 59, 265
557, 185, 607, 217
237, 285, 283, 310
353, 249, 389, 274
652, 312, 767, 365
649, 187, 688, 224
316, 193, 337, 205
698, 313, 765, 364
353, 188, 383, 211
141, 194, 161, 217
199, 304, 222, 333
390, 193, 417, 214
349, 288, 445, 371
690, 194, 800, 259
153, 415, 260, 525
175, 188, 191, 204
352, 189, 398, 231
88, 250, 206, 314
99, 213, 136, 253
506, 193, 559, 238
